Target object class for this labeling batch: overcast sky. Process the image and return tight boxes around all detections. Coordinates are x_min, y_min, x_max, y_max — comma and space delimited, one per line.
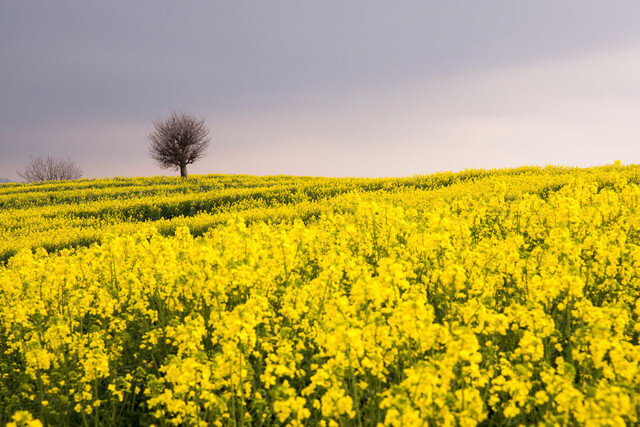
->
2, 1, 640, 179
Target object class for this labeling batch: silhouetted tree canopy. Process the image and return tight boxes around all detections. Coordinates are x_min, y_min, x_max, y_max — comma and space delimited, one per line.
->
148, 111, 211, 178
17, 156, 83, 183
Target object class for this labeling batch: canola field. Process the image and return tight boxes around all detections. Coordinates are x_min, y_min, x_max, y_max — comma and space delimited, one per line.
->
1, 164, 640, 426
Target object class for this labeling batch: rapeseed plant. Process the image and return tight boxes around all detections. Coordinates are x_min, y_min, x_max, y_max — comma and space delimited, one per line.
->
1, 164, 640, 425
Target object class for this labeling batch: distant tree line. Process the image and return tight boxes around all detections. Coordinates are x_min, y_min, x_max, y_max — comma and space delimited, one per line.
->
17, 110, 211, 183
17, 156, 83, 183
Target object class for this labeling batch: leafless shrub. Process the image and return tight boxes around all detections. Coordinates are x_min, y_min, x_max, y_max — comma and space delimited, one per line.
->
17, 156, 83, 183
148, 111, 211, 178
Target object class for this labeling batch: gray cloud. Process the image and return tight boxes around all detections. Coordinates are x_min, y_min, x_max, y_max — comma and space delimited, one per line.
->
1, 1, 640, 178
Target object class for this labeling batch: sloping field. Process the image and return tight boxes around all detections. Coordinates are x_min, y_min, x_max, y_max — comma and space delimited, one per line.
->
2, 164, 640, 425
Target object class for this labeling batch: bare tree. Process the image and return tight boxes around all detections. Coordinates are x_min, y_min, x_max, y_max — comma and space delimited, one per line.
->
148, 111, 211, 178
17, 156, 83, 183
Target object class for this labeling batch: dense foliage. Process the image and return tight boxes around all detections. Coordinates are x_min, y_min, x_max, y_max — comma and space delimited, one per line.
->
2, 163, 640, 426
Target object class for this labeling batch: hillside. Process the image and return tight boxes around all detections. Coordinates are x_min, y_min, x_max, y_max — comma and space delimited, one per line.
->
1, 164, 640, 425
0, 165, 634, 262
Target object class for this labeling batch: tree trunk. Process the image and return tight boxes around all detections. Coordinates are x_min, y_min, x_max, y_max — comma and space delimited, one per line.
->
180, 163, 188, 178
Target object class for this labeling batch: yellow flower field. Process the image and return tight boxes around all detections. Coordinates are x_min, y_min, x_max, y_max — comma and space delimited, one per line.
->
1, 163, 640, 425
